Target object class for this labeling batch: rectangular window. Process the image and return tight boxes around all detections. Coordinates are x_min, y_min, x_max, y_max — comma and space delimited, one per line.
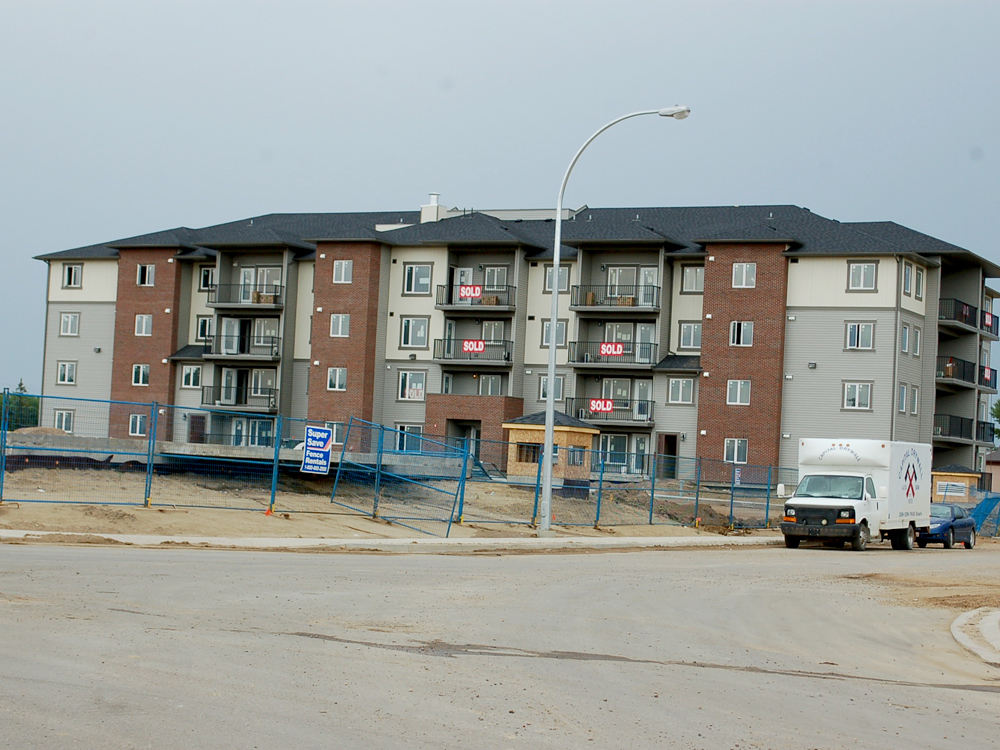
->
196, 316, 214, 341
679, 323, 702, 349
135, 314, 153, 336
398, 371, 426, 401
900, 324, 909, 353
400, 317, 429, 347
59, 313, 80, 336
329, 422, 346, 445
544, 265, 570, 292
898, 383, 907, 412
480, 374, 502, 396
199, 266, 215, 291
732, 263, 756, 288
848, 262, 877, 291
911, 386, 919, 415
568, 446, 586, 466
517, 443, 542, 464
56, 361, 77, 385
396, 424, 424, 452
132, 364, 150, 386
912, 328, 920, 356
62, 264, 82, 288
181, 365, 202, 388
484, 266, 508, 288
915, 267, 924, 300
724, 438, 748, 464
327, 367, 347, 391
129, 414, 147, 437
727, 379, 751, 405
333, 260, 353, 284
541, 320, 567, 348
844, 382, 872, 410
729, 321, 754, 347
54, 410, 74, 433
136, 264, 155, 286
441, 373, 453, 395
681, 266, 704, 293
668, 378, 694, 404
403, 264, 432, 295
539, 375, 564, 401
846, 322, 874, 350
903, 263, 912, 296
329, 314, 350, 337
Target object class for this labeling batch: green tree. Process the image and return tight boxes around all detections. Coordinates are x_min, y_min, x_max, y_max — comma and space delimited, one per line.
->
6, 379, 39, 431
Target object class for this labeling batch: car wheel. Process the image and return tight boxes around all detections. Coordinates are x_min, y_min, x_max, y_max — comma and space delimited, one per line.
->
943, 528, 954, 549
917, 540, 927, 548
901, 524, 915, 551
784, 535, 800, 549
965, 529, 976, 550
851, 522, 870, 552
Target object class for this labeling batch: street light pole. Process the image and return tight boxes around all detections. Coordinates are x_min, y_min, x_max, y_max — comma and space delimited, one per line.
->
538, 106, 690, 536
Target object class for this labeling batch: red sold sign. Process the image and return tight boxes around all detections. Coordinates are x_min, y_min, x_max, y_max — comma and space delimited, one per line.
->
599, 342, 625, 356
459, 284, 482, 299
462, 339, 486, 353
589, 398, 614, 413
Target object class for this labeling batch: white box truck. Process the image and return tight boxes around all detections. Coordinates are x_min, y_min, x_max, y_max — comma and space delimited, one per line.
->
779, 439, 931, 551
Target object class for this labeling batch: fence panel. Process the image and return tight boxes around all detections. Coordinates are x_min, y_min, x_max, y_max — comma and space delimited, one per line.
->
650, 455, 702, 526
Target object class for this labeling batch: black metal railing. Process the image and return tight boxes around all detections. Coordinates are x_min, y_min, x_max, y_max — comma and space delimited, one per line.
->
201, 386, 279, 410
980, 365, 997, 390
568, 341, 658, 366
204, 335, 281, 358
934, 413, 973, 440
570, 285, 660, 308
936, 355, 976, 384
565, 398, 654, 424
207, 284, 284, 306
982, 309, 999, 337
435, 285, 516, 307
199, 431, 276, 448
977, 420, 995, 443
432, 339, 514, 362
939, 298, 978, 328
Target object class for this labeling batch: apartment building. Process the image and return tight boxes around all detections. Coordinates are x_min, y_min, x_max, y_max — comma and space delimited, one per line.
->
36, 199, 999, 471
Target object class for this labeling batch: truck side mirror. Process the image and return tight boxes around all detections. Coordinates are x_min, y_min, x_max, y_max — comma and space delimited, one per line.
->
878, 486, 888, 499
777, 483, 786, 497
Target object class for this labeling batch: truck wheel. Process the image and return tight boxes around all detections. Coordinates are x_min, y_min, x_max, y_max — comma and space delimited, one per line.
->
943, 529, 954, 549
851, 523, 870, 551
900, 524, 915, 551
784, 535, 800, 549
965, 529, 976, 550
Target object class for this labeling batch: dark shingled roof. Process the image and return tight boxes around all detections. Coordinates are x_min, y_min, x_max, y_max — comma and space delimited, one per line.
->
653, 355, 702, 372
168, 344, 206, 361
504, 410, 598, 430
933, 464, 981, 475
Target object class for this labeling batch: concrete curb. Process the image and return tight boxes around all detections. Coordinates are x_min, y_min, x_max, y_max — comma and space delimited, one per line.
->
0, 529, 784, 553
950, 607, 1000, 666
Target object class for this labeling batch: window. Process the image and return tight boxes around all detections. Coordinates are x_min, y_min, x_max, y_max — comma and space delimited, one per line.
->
898, 383, 907, 412
403, 264, 432, 294
848, 262, 877, 291
911, 386, 919, 415
54, 410, 74, 433
484, 266, 508, 288
679, 322, 702, 349
136, 264, 155, 286
844, 382, 872, 410
329, 422, 346, 445
129, 414, 147, 436
903, 263, 912, 296
327, 367, 347, 391
135, 314, 153, 336
915, 267, 924, 300
441, 373, 453, 395
56, 361, 77, 385
480, 374, 503, 396
724, 438, 748, 464
517, 443, 542, 464
568, 446, 586, 466
539, 375, 564, 401
681, 266, 704, 293
846, 322, 874, 350
199, 266, 215, 291
400, 317, 429, 347
396, 425, 424, 452
181, 365, 202, 388
732, 263, 756, 288
727, 379, 751, 405
541, 320, 567, 348
668, 378, 694, 404
483, 320, 504, 342
912, 328, 920, 356
62, 264, 82, 288
398, 371, 426, 401
900, 324, 909, 353
729, 321, 754, 347
329, 314, 350, 337
132, 364, 150, 386
544, 265, 570, 292
59, 313, 79, 336
333, 260, 353, 284
196, 316, 213, 341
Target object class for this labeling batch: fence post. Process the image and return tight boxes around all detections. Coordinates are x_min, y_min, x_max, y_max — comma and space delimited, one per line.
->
269, 415, 283, 513
594, 450, 606, 529
648, 453, 657, 525
450, 444, 471, 536
728, 462, 736, 529
144, 402, 158, 507
764, 465, 772, 528
0, 388, 8, 504
371, 424, 385, 519
693, 458, 701, 527
331, 417, 354, 503
531, 456, 543, 526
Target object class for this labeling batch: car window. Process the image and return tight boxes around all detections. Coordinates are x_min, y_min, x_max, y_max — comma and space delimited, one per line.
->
930, 505, 951, 519
865, 477, 876, 499
955, 507, 966, 519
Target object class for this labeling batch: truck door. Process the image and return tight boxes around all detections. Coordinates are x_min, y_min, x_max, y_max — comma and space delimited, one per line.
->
866, 476, 884, 531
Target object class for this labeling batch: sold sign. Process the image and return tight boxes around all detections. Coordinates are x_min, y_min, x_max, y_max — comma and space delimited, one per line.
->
589, 398, 614, 413
599, 342, 624, 356
462, 339, 486, 353
459, 285, 482, 299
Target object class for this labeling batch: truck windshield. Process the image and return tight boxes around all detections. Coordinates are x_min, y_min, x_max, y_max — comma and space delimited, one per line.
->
794, 475, 864, 500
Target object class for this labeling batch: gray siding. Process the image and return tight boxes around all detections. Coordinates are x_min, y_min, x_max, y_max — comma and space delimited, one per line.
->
371, 248, 392, 426
380, 361, 441, 428
652, 373, 699, 459
290, 359, 310, 421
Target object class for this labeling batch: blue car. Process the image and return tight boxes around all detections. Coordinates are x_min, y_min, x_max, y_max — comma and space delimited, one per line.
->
917, 503, 976, 549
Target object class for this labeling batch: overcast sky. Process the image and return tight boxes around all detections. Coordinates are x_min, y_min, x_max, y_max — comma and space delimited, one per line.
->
2, 0, 998, 392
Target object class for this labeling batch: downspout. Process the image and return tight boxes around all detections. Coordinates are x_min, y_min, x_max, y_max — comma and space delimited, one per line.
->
890, 257, 901, 440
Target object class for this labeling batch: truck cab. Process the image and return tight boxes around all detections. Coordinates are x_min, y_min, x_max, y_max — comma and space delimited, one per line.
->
780, 473, 882, 550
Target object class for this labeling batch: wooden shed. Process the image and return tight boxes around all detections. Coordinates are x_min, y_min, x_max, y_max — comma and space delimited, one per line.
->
501, 411, 599, 482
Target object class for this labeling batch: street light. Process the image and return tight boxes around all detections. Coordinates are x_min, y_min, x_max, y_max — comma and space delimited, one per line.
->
538, 106, 690, 537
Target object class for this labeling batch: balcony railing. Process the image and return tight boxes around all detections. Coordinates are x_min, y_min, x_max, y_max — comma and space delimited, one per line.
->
565, 397, 654, 424
201, 386, 279, 410
568, 341, 658, 366
207, 284, 284, 306
570, 285, 660, 309
978, 420, 995, 444
982, 310, 999, 337
936, 355, 976, 384
934, 413, 973, 440
433, 339, 513, 362
204, 335, 281, 358
980, 365, 997, 390
435, 285, 516, 308
198, 431, 276, 448
939, 298, 978, 329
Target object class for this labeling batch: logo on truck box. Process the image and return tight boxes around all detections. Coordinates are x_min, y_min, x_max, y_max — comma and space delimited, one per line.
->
897, 448, 925, 505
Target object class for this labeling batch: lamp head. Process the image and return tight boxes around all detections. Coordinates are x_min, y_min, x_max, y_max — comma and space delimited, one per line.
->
659, 106, 690, 119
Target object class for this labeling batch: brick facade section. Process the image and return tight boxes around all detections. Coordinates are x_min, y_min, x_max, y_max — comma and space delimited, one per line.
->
424, 394, 524, 470
695, 243, 788, 470
308, 242, 384, 426
109, 249, 182, 439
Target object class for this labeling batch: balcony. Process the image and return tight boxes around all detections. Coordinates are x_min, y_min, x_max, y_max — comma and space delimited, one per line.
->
980, 365, 997, 391
568, 341, 658, 368
565, 397, 654, 425
978, 420, 996, 444
933, 413, 973, 442
207, 284, 284, 308
433, 339, 513, 365
982, 309, 999, 339
936, 355, 976, 388
201, 386, 279, 412
435, 285, 516, 314
203, 335, 281, 360
938, 298, 978, 335
570, 285, 660, 312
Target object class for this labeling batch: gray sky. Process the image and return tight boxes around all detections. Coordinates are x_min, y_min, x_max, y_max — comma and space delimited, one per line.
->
2, 0, 998, 392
